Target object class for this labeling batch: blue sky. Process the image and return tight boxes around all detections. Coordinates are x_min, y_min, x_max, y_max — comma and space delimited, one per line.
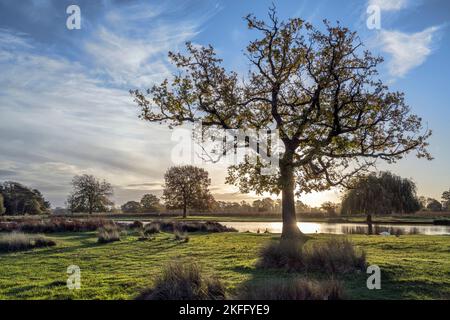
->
0, 0, 449, 207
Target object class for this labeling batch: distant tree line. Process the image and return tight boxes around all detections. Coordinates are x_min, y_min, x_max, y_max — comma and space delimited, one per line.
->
1, 169, 449, 216
121, 194, 161, 213
419, 189, 450, 212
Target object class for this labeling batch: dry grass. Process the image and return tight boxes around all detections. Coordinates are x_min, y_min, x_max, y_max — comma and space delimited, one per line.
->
0, 232, 56, 252
305, 238, 367, 273
257, 237, 366, 274
143, 222, 160, 235
174, 230, 189, 242
136, 261, 226, 300
149, 220, 236, 233
0, 217, 114, 233
129, 220, 144, 229
257, 239, 305, 271
97, 225, 121, 244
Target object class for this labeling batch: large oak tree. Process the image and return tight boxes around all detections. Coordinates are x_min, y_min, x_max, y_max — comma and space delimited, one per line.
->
131, 8, 431, 239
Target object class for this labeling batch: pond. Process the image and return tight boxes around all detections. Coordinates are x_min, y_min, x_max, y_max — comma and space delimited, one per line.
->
218, 221, 450, 235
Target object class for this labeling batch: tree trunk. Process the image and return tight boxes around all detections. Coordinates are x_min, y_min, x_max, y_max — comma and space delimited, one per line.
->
367, 214, 373, 235
182, 202, 187, 219
280, 160, 303, 240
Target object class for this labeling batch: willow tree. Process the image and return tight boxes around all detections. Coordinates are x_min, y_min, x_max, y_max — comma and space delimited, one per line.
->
131, 8, 431, 239
341, 171, 421, 215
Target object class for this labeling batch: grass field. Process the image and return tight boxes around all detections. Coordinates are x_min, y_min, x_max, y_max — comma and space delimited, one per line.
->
0, 231, 448, 300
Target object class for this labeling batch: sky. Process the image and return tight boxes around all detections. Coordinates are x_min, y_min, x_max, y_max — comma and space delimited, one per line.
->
0, 0, 449, 208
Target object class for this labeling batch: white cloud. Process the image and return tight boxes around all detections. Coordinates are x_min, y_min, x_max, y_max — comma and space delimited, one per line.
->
83, 2, 212, 88
84, 22, 200, 87
368, 0, 409, 11
378, 26, 440, 77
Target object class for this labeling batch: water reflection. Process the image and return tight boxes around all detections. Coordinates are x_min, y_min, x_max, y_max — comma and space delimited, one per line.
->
220, 222, 450, 235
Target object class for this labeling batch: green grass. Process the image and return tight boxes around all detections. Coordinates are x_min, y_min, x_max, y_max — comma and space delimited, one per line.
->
0, 231, 448, 300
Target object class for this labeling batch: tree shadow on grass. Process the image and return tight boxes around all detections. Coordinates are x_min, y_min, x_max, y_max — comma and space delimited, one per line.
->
343, 268, 450, 300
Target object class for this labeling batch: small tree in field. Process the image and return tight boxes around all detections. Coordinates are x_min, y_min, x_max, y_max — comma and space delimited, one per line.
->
426, 198, 442, 212
131, 7, 431, 239
442, 189, 450, 211
321, 201, 338, 216
163, 165, 213, 218
121, 201, 142, 213
140, 194, 160, 212
67, 174, 114, 214
0, 194, 5, 215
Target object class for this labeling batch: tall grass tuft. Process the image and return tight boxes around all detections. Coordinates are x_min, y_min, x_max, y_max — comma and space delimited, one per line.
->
174, 230, 189, 243
146, 220, 236, 233
136, 261, 226, 300
236, 278, 344, 300
257, 240, 305, 271
130, 220, 144, 229
0, 232, 56, 252
97, 224, 121, 244
257, 237, 366, 274
144, 222, 160, 235
305, 238, 367, 274
0, 217, 114, 233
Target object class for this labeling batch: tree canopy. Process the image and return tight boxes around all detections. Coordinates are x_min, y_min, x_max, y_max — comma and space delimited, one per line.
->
426, 198, 442, 212
67, 174, 114, 214
0, 181, 50, 215
131, 7, 431, 238
442, 189, 450, 211
140, 194, 161, 212
341, 171, 421, 215
320, 201, 339, 216
121, 201, 142, 213
163, 165, 213, 218
0, 193, 5, 215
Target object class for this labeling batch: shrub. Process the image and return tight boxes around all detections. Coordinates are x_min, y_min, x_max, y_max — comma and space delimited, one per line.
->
257, 240, 305, 271
144, 222, 160, 235
149, 220, 236, 233
236, 278, 344, 300
137, 231, 154, 241
33, 237, 56, 248
433, 219, 450, 226
97, 225, 121, 244
0, 217, 114, 233
257, 238, 366, 274
174, 230, 189, 243
0, 232, 56, 252
136, 261, 226, 300
305, 238, 367, 274
130, 220, 144, 229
